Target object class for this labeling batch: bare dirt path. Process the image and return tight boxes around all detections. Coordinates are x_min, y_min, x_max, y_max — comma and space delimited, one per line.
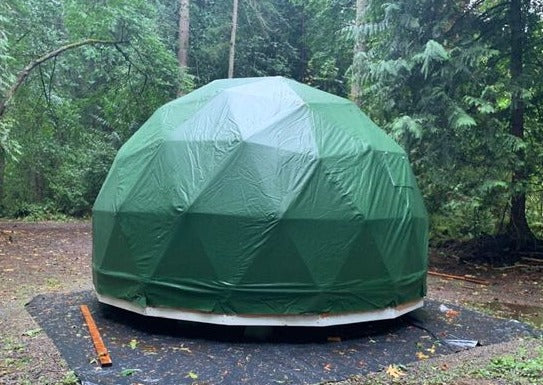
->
1, 221, 91, 384
0, 221, 541, 385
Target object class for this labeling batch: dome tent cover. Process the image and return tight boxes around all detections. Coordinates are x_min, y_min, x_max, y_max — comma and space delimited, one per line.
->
92, 76, 428, 326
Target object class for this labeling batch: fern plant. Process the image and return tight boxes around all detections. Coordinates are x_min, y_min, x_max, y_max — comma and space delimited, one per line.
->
351, 0, 516, 239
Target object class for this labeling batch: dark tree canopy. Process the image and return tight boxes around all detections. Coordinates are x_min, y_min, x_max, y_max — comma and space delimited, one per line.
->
1, 0, 543, 251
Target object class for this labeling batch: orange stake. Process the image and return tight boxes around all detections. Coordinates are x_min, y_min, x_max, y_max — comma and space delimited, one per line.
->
428, 271, 489, 285
80, 305, 112, 367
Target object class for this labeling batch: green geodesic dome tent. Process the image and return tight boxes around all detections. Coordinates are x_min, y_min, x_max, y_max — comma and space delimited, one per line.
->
92, 76, 428, 326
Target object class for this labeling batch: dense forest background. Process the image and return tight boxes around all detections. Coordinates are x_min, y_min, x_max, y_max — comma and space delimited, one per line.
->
1, 0, 543, 246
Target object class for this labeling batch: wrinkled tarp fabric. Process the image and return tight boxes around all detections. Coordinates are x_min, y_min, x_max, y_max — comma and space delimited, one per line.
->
92, 76, 428, 315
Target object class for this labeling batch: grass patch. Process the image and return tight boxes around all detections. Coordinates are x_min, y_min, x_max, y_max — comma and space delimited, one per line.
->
340, 339, 543, 385
58, 370, 79, 385
22, 328, 42, 337
45, 277, 62, 290
477, 346, 543, 384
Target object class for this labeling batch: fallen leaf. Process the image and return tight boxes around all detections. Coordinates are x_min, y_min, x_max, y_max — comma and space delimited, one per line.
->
385, 364, 406, 378
178, 344, 192, 353
129, 339, 138, 349
416, 351, 429, 360
120, 368, 140, 376
186, 371, 198, 379
426, 345, 436, 354
445, 309, 460, 319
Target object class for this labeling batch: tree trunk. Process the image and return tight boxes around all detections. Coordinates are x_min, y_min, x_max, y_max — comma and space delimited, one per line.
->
299, 5, 308, 81
351, 0, 367, 106
177, 0, 190, 96
228, 0, 239, 78
508, 0, 534, 244
178, 0, 190, 69
0, 147, 5, 211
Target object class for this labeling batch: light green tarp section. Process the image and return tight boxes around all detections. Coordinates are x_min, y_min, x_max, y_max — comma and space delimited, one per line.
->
92, 76, 428, 315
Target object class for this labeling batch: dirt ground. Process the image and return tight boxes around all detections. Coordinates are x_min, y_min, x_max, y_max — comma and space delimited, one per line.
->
0, 221, 541, 385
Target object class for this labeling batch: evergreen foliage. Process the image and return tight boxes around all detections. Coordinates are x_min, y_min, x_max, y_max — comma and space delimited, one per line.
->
353, 0, 543, 241
0, 0, 542, 245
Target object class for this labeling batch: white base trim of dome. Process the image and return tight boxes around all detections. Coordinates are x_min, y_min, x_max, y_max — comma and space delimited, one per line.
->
96, 293, 423, 326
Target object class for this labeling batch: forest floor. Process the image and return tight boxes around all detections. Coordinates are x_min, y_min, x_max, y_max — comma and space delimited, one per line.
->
0, 221, 541, 385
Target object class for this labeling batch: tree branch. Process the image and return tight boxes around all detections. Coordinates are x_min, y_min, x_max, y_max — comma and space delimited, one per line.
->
113, 43, 145, 75
48, 56, 57, 100
0, 38, 126, 119
38, 64, 49, 104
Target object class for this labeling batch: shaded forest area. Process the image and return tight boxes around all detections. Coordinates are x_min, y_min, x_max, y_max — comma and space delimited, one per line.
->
1, 0, 543, 259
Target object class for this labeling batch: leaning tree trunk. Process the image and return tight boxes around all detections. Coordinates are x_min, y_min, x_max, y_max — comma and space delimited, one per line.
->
178, 0, 190, 95
228, 0, 239, 78
0, 147, 5, 210
351, 0, 367, 106
508, 0, 535, 245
